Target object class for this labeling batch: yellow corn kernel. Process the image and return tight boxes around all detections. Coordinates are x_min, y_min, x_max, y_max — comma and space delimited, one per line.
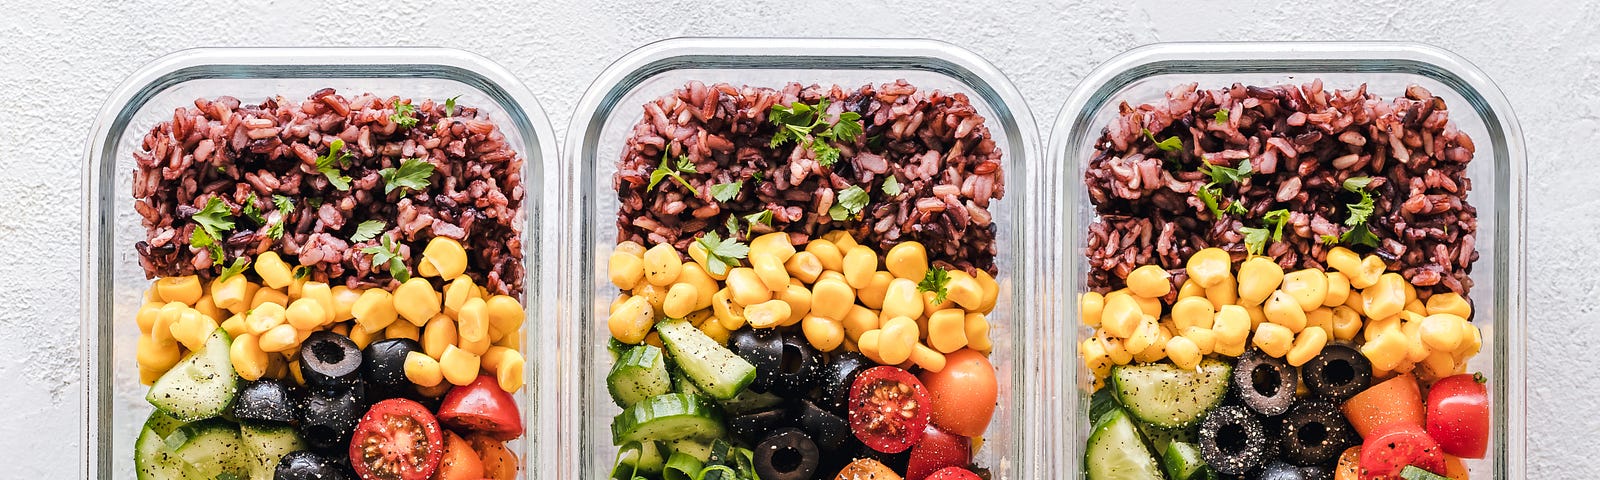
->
698, 315, 732, 344
1324, 271, 1351, 307
643, 243, 684, 286
227, 333, 269, 381
1081, 338, 1112, 378
822, 230, 858, 251
404, 351, 444, 387
1402, 319, 1429, 364
775, 284, 813, 326
1096, 331, 1133, 365
1363, 313, 1402, 343
1287, 326, 1329, 367
1123, 290, 1162, 318
1177, 280, 1206, 300
1330, 306, 1362, 341
1265, 290, 1308, 332
1420, 314, 1465, 352
1363, 273, 1407, 320
723, 267, 768, 306
818, 270, 847, 284
385, 319, 420, 341
964, 313, 992, 352
922, 291, 955, 316
329, 286, 360, 322
1100, 293, 1144, 338
1186, 248, 1233, 288
784, 251, 823, 284
328, 322, 351, 337
1126, 265, 1172, 298
287, 274, 310, 299
495, 328, 522, 349
252, 287, 289, 310
156, 275, 204, 306
1306, 307, 1334, 335
1426, 292, 1472, 320
802, 315, 845, 352
878, 316, 920, 365
1079, 292, 1105, 327
614, 241, 646, 257
671, 263, 716, 312
299, 282, 336, 325
842, 306, 880, 341
1281, 269, 1328, 311
1244, 303, 1267, 330
632, 282, 668, 315
842, 245, 878, 289
228, 282, 260, 314
284, 298, 325, 331
258, 324, 301, 353
1214, 337, 1247, 357
1252, 322, 1294, 358
684, 308, 713, 328
856, 271, 894, 310
1171, 296, 1216, 331
394, 278, 442, 326
136, 302, 167, 335
750, 232, 797, 262
945, 271, 984, 311
975, 270, 1001, 313
806, 239, 845, 273
1403, 297, 1427, 316
417, 237, 466, 280
245, 302, 287, 335
858, 330, 885, 364
1343, 288, 1366, 316
458, 327, 491, 355
608, 295, 654, 344
751, 254, 789, 293
685, 242, 728, 281
207, 273, 248, 310
442, 276, 477, 317
883, 242, 928, 280
661, 283, 699, 319
711, 288, 747, 331
457, 297, 489, 344
421, 314, 458, 359
808, 278, 855, 320
253, 252, 294, 289
745, 299, 793, 329
609, 248, 646, 290
1132, 324, 1172, 363
926, 309, 969, 353
910, 344, 946, 373
496, 351, 526, 392
1237, 257, 1286, 305
438, 345, 481, 386
349, 322, 381, 349
1456, 321, 1482, 357
1124, 318, 1160, 354
1326, 247, 1361, 280
1212, 305, 1252, 347
1420, 350, 1456, 381
1167, 336, 1202, 370
352, 288, 399, 333
1181, 327, 1216, 355
480, 345, 515, 373
1362, 330, 1408, 371
219, 313, 247, 338
137, 333, 182, 373
1355, 255, 1387, 289
484, 295, 524, 338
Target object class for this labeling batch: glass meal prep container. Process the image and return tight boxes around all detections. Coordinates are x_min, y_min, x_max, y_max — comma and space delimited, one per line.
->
552, 37, 1061, 479
1047, 42, 1527, 478
81, 47, 558, 479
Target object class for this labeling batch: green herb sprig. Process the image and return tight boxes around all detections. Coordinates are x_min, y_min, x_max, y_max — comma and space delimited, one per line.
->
829, 185, 870, 221
188, 197, 236, 265
316, 139, 353, 191
918, 267, 951, 304
768, 99, 864, 167
391, 100, 418, 128
694, 231, 749, 276
360, 234, 411, 282
1339, 176, 1380, 247
648, 149, 700, 197
379, 158, 435, 195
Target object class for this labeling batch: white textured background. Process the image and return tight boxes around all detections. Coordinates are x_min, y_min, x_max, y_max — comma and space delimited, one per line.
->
0, 0, 1593, 477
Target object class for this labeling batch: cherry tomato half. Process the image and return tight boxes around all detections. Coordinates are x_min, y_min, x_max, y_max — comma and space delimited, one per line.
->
1343, 373, 1425, 438
433, 430, 486, 480
918, 349, 998, 438
466, 434, 519, 480
349, 398, 445, 480
437, 375, 524, 440
925, 466, 982, 480
906, 425, 972, 480
849, 366, 932, 453
1359, 422, 1444, 479
1426, 373, 1490, 459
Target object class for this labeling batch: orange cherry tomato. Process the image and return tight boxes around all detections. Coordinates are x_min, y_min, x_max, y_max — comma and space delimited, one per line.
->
1334, 446, 1362, 480
917, 349, 998, 438
1342, 373, 1424, 438
431, 430, 485, 480
465, 434, 518, 480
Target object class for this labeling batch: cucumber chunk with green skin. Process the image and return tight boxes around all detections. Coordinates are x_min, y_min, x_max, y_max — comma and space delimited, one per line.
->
609, 345, 672, 407
1113, 358, 1231, 428
635, 441, 666, 476
147, 329, 238, 422
1163, 441, 1208, 480
655, 318, 756, 400
611, 393, 725, 445
239, 422, 305, 479
166, 420, 250, 479
1090, 386, 1120, 423
1400, 465, 1452, 480
663, 451, 705, 480
1086, 408, 1165, 480
135, 411, 203, 480
1140, 422, 1198, 455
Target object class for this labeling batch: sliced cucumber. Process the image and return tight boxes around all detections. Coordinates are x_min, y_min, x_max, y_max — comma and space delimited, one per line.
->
1085, 408, 1165, 480
1089, 386, 1120, 423
166, 420, 249, 479
611, 393, 725, 445
663, 451, 705, 480
1139, 422, 1198, 454
665, 437, 713, 462
239, 422, 305, 479
147, 328, 238, 422
718, 388, 783, 415
655, 318, 755, 400
135, 411, 202, 480
635, 440, 666, 476
1163, 441, 1208, 480
609, 345, 672, 407
1112, 358, 1231, 428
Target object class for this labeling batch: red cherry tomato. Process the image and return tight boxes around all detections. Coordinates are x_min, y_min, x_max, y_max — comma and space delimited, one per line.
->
437, 375, 525, 440
918, 349, 998, 438
848, 366, 932, 453
1343, 374, 1425, 438
906, 425, 972, 480
1359, 422, 1445, 479
1426, 373, 1490, 459
925, 466, 982, 480
349, 398, 445, 480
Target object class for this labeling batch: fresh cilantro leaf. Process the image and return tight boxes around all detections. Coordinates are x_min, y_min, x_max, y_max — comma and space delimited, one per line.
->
751, 171, 764, 183
264, 218, 285, 240
360, 235, 410, 282
351, 220, 386, 242
444, 95, 460, 117
272, 195, 293, 214
242, 194, 264, 224
648, 148, 701, 196
1241, 226, 1270, 256
1196, 185, 1224, 217
1262, 209, 1290, 242
694, 231, 749, 276
711, 181, 742, 202
379, 157, 435, 195
1143, 128, 1183, 152
1320, 234, 1340, 246
1200, 159, 1253, 185
192, 197, 236, 235
768, 99, 863, 167
217, 257, 251, 282
1342, 177, 1377, 227
189, 228, 226, 266
881, 176, 901, 197
744, 209, 773, 227
265, 195, 293, 240
724, 216, 741, 239
918, 266, 951, 304
819, 111, 864, 143
810, 140, 842, 167
391, 100, 418, 128
1224, 200, 1248, 216
316, 139, 353, 191
828, 185, 870, 221
1214, 108, 1229, 124
1342, 176, 1375, 191
1341, 224, 1380, 248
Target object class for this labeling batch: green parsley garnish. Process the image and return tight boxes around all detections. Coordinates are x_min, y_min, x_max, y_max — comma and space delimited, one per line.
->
360, 234, 410, 282
391, 100, 418, 128
316, 139, 353, 191
710, 181, 743, 202
768, 99, 865, 167
744, 209, 773, 228
694, 231, 749, 276
829, 185, 870, 221
1213, 108, 1229, 124
379, 157, 435, 195
350, 220, 386, 243
1320, 234, 1340, 246
724, 216, 741, 239
444, 95, 460, 117
1200, 159, 1253, 185
217, 257, 251, 282
1196, 184, 1246, 218
1338, 176, 1380, 247
1241, 226, 1271, 256
242, 194, 265, 224
264, 195, 293, 240
1142, 128, 1183, 152
918, 266, 951, 304
881, 176, 901, 197
1241, 209, 1291, 256
188, 197, 236, 265
648, 149, 700, 197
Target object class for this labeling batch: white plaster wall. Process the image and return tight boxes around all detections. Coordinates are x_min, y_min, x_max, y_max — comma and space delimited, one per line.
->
0, 0, 1593, 476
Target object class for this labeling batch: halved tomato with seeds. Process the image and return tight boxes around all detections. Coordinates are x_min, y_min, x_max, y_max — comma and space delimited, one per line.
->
349, 398, 445, 480
848, 366, 932, 453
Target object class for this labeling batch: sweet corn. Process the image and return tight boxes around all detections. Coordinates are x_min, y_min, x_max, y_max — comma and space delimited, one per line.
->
945, 271, 984, 311
258, 324, 301, 353
1186, 248, 1233, 288
1202, 275, 1237, 311
484, 295, 524, 337
1362, 330, 1408, 371
1181, 327, 1216, 355
496, 351, 526, 392
842, 306, 879, 341
494, 328, 522, 349
1356, 255, 1387, 289
1363, 273, 1407, 320
253, 252, 294, 289
784, 251, 823, 284
878, 316, 920, 365
1330, 306, 1362, 341
1326, 247, 1360, 280
922, 291, 955, 315
1079, 292, 1105, 327
1124, 318, 1160, 355
1456, 322, 1483, 358
1132, 324, 1171, 363
244, 302, 285, 335
752, 254, 791, 292
1402, 297, 1426, 317
229, 333, 269, 381
745, 299, 792, 329
1344, 289, 1366, 317
976, 270, 1000, 313
686, 242, 728, 281
775, 284, 813, 326
1212, 305, 1252, 347
454, 298, 488, 344
632, 282, 668, 315
299, 282, 336, 325
439, 277, 472, 317
209, 274, 250, 311
811, 278, 857, 320
711, 289, 747, 331
842, 245, 878, 289
1286, 327, 1329, 367
1323, 272, 1351, 307
394, 278, 442, 326
1214, 337, 1247, 357
404, 351, 444, 387
287, 274, 309, 298
421, 314, 458, 359
1420, 314, 1465, 352
818, 270, 846, 284
684, 309, 713, 328
1253, 322, 1294, 358
438, 345, 481, 386
802, 315, 845, 352
1237, 257, 1286, 305
858, 330, 885, 364
1171, 296, 1215, 331
352, 289, 399, 333
1124, 290, 1162, 318
328, 286, 360, 322
1306, 307, 1334, 336
1364, 314, 1403, 343
1265, 290, 1308, 332
420, 237, 468, 280
385, 319, 420, 342
910, 344, 946, 373
725, 267, 771, 306
458, 327, 491, 355
858, 272, 894, 310
806, 240, 845, 272
643, 243, 684, 286
1099, 293, 1143, 338
1281, 269, 1328, 311
156, 275, 204, 306
135, 302, 166, 335
219, 313, 247, 338
670, 263, 716, 312
964, 313, 992, 352
1097, 331, 1133, 365
885, 242, 929, 281
1421, 350, 1456, 381
1166, 336, 1202, 370
699, 315, 732, 344
609, 247, 646, 290
1426, 292, 1472, 320
252, 287, 289, 310
750, 232, 797, 262
608, 295, 654, 344
926, 309, 968, 353
1126, 265, 1172, 298
480, 345, 515, 373
615, 241, 646, 257
137, 333, 182, 373
1081, 338, 1112, 378
823, 230, 858, 251
283, 298, 324, 331
1177, 280, 1206, 300
348, 323, 381, 349
662, 283, 700, 319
